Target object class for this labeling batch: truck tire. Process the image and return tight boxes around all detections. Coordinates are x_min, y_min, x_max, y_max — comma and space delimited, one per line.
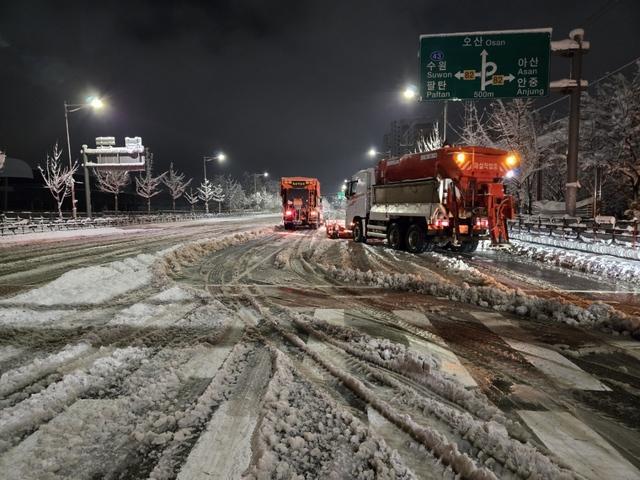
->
353, 220, 366, 243
387, 222, 405, 250
405, 223, 426, 253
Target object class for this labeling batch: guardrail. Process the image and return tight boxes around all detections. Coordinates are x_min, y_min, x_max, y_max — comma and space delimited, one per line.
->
0, 210, 277, 236
509, 214, 639, 248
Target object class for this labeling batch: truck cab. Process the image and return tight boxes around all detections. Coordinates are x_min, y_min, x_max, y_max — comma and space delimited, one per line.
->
345, 168, 374, 242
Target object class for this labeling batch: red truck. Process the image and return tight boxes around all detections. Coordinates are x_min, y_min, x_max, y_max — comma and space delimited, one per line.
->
337, 146, 517, 251
280, 177, 322, 230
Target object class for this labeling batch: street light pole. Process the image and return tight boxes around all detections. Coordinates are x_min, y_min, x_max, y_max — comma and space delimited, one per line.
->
64, 96, 104, 218
63, 101, 78, 219
203, 152, 226, 184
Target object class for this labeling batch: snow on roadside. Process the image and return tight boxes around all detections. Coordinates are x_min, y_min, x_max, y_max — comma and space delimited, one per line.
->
318, 263, 640, 338
0, 251, 168, 307
507, 240, 640, 286
509, 232, 640, 261
0, 227, 146, 246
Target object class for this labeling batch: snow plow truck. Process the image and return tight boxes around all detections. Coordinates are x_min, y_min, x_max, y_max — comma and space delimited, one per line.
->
280, 177, 322, 229
336, 146, 517, 252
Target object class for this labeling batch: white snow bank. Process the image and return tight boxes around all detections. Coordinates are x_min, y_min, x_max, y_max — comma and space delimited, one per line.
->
510, 232, 640, 261
507, 240, 640, 286
0, 227, 147, 245
1, 252, 164, 306
319, 264, 640, 338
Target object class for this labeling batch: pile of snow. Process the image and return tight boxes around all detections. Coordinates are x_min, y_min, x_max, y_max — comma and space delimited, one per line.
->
294, 315, 507, 429
148, 342, 256, 479
246, 349, 418, 480
149, 286, 195, 303
300, 317, 439, 375
270, 324, 496, 480
510, 232, 640, 261
0, 343, 92, 398
273, 247, 292, 269
508, 241, 640, 286
155, 227, 273, 280
0, 307, 70, 327
395, 389, 571, 479
0, 346, 147, 452
318, 263, 640, 338
1, 251, 167, 307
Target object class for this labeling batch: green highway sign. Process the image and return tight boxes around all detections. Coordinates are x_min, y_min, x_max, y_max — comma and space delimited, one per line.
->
419, 28, 551, 101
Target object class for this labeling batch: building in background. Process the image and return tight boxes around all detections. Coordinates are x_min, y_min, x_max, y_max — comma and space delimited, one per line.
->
382, 118, 434, 157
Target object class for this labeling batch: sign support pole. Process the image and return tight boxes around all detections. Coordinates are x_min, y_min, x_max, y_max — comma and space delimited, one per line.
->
565, 32, 584, 217
442, 101, 448, 143
83, 152, 92, 217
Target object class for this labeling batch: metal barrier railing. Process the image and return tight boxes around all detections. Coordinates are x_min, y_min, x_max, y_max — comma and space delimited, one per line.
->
509, 214, 639, 248
0, 210, 277, 236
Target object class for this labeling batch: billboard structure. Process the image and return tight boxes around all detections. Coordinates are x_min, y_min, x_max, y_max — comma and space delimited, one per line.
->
81, 137, 146, 171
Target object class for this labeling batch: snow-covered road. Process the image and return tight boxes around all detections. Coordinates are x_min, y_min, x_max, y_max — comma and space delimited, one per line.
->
1, 216, 639, 479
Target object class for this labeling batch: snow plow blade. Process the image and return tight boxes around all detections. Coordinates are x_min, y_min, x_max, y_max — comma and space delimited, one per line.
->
325, 221, 352, 239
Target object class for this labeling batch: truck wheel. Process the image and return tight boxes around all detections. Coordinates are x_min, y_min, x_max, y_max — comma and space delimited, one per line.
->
353, 220, 366, 243
387, 222, 405, 250
405, 223, 426, 253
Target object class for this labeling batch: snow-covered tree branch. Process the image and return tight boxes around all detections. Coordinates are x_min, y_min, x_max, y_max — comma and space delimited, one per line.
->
184, 188, 199, 212
94, 169, 130, 212
135, 169, 166, 213
38, 142, 78, 219
163, 162, 192, 211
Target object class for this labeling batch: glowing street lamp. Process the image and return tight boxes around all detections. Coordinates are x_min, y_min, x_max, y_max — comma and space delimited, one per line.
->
203, 152, 226, 181
64, 95, 106, 218
253, 171, 269, 193
402, 84, 418, 101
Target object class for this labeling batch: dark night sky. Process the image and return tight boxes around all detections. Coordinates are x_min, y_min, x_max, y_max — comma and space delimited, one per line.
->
1, 0, 638, 194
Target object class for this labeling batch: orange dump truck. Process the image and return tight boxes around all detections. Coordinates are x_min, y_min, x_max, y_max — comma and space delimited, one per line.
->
280, 177, 322, 229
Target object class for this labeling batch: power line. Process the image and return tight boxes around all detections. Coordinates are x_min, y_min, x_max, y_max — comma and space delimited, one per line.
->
580, 0, 623, 28
534, 54, 640, 113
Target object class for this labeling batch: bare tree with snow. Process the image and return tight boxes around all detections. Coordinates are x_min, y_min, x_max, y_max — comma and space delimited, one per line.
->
184, 188, 199, 212
135, 169, 166, 213
214, 174, 245, 211
416, 122, 442, 152
583, 63, 640, 206
211, 183, 225, 213
457, 102, 493, 147
163, 162, 192, 211
94, 169, 129, 212
197, 178, 216, 214
38, 142, 78, 219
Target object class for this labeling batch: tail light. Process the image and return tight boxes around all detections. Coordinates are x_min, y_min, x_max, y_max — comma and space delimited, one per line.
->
474, 217, 489, 229
285, 209, 294, 218
434, 218, 449, 228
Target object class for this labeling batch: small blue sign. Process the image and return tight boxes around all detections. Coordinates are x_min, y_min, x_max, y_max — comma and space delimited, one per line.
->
430, 50, 445, 61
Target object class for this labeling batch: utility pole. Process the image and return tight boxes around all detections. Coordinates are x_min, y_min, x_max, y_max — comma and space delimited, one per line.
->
550, 29, 589, 217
